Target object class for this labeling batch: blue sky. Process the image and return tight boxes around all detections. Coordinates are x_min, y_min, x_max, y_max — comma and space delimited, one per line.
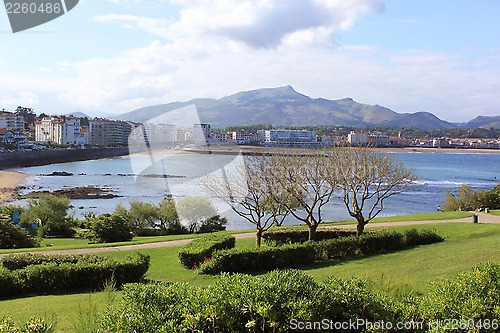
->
1, 0, 499, 122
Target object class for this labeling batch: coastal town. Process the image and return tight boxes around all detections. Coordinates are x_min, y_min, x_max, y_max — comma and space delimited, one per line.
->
1, 109, 499, 152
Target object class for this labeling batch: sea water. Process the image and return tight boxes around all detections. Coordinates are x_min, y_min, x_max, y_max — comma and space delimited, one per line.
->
12, 151, 500, 230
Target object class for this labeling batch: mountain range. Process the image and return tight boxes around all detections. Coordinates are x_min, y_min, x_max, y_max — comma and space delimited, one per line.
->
115, 86, 500, 129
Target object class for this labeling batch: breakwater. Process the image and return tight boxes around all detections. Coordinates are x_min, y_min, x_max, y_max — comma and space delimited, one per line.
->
0, 147, 131, 169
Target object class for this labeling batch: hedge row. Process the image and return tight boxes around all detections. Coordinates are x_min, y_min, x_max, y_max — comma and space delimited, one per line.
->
99, 263, 500, 333
178, 232, 235, 269
99, 270, 396, 333
262, 228, 361, 246
0, 253, 150, 298
199, 229, 444, 274
2, 253, 107, 271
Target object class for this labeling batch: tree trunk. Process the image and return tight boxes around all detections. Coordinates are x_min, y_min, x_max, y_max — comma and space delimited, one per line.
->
308, 224, 318, 241
256, 229, 263, 247
356, 220, 365, 236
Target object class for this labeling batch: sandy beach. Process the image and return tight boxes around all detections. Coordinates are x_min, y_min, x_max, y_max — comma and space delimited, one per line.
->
0, 170, 28, 205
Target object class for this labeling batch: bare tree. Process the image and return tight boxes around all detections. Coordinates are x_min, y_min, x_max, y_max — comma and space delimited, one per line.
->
202, 154, 291, 247
268, 148, 338, 241
330, 146, 418, 235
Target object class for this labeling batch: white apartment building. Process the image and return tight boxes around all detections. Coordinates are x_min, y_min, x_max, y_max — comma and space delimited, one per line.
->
0, 129, 29, 146
0, 112, 24, 131
347, 131, 368, 145
193, 123, 211, 143
143, 123, 177, 143
35, 116, 86, 145
258, 129, 317, 146
368, 134, 390, 147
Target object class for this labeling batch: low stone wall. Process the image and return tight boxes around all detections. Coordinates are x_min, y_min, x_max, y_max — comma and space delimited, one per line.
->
0, 147, 131, 169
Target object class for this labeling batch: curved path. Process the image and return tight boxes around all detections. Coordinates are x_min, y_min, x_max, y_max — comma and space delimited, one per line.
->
1, 213, 499, 258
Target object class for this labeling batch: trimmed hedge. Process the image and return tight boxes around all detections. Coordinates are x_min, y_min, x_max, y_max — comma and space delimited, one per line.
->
262, 228, 360, 246
199, 229, 444, 274
0, 253, 150, 298
2, 253, 107, 271
99, 264, 500, 333
99, 269, 396, 333
178, 232, 235, 269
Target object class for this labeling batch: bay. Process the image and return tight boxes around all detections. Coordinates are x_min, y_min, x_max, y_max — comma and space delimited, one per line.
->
11, 151, 500, 230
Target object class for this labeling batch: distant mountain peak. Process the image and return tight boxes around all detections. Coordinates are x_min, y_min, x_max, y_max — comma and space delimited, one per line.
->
115, 86, 498, 129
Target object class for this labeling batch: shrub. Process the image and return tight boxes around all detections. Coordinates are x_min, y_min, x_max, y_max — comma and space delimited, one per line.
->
0, 253, 150, 298
86, 213, 133, 243
0, 219, 40, 249
418, 262, 500, 331
199, 229, 444, 274
262, 228, 360, 246
20, 194, 74, 237
98, 269, 400, 333
198, 215, 227, 233
0, 316, 54, 333
178, 232, 235, 269
2, 253, 108, 271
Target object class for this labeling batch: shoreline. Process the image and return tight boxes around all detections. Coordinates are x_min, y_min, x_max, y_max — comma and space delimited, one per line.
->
184, 145, 500, 155
0, 170, 28, 205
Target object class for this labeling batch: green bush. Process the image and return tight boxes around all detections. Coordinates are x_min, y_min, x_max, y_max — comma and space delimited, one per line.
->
178, 232, 235, 269
418, 262, 500, 332
98, 269, 399, 333
1, 253, 109, 271
262, 228, 359, 246
86, 213, 133, 243
443, 183, 500, 212
199, 229, 444, 274
0, 316, 54, 333
0, 219, 40, 249
0, 253, 150, 298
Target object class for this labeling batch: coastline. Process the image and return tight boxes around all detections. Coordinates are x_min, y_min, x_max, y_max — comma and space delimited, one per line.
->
184, 145, 500, 155
0, 147, 130, 169
0, 170, 28, 205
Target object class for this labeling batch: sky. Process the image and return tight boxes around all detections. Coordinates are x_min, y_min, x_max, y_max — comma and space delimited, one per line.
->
1, 0, 499, 122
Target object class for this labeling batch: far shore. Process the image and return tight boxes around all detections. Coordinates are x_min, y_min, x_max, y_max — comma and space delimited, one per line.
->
184, 145, 500, 155
0, 170, 28, 205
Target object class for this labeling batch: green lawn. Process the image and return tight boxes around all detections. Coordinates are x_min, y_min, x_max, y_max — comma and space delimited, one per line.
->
490, 209, 500, 216
1, 219, 498, 332
0, 231, 255, 255
0, 211, 469, 255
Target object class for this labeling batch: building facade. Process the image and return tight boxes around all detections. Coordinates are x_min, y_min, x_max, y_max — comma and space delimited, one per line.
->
89, 119, 132, 146
0, 112, 24, 131
258, 129, 317, 146
35, 116, 86, 145
193, 124, 211, 143
347, 131, 369, 145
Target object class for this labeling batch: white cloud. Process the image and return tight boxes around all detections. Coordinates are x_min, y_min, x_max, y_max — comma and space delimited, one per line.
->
99, 0, 384, 48
94, 14, 171, 38
1, 0, 499, 123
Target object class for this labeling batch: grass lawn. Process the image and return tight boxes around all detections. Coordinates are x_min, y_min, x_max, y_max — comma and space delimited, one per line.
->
490, 209, 500, 216
0, 230, 255, 255
0, 211, 468, 255
1, 220, 497, 332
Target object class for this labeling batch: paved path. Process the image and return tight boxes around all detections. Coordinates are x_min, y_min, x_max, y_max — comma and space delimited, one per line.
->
1, 213, 498, 258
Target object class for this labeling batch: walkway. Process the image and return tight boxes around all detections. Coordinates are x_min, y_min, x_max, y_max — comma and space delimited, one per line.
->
1, 213, 498, 258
